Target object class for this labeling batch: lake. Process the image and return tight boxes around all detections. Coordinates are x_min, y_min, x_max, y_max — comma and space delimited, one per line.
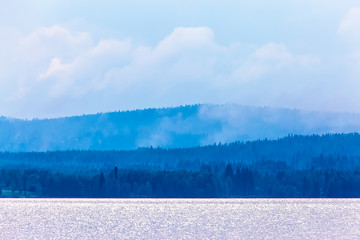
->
0, 199, 359, 239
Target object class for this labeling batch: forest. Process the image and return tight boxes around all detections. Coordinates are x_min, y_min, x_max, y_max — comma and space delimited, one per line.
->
2, 104, 360, 152
1, 133, 360, 197
1, 163, 360, 198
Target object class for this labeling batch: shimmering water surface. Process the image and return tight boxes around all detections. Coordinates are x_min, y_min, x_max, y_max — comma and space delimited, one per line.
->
0, 199, 360, 239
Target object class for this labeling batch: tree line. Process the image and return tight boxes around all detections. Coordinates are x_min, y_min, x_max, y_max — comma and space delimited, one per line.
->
1, 133, 360, 172
1, 162, 360, 198
1, 133, 360, 197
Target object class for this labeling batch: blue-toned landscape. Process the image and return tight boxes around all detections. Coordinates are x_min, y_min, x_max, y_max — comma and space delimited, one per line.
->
2, 104, 360, 151
1, 104, 360, 198
2, 1, 360, 239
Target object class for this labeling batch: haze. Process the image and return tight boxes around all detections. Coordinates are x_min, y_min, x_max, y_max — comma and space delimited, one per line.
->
1, 1, 360, 119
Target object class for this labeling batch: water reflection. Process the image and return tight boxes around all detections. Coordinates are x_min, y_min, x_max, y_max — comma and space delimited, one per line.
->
0, 199, 359, 239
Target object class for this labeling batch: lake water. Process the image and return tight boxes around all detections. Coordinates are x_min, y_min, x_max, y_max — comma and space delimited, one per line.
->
0, 199, 359, 239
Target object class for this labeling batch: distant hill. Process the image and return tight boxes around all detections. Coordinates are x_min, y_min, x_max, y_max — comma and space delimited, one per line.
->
2, 133, 360, 172
1, 104, 360, 152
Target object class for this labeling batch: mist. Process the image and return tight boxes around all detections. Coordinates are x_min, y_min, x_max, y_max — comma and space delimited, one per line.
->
1, 104, 360, 152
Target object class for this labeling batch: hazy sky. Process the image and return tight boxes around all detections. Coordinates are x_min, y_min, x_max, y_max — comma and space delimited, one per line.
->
1, 1, 360, 118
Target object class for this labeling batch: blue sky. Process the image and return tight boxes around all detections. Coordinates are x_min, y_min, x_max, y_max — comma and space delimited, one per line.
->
1, 1, 360, 118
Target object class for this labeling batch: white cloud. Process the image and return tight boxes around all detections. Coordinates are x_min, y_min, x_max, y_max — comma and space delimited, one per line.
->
38, 58, 69, 81
153, 27, 220, 58
253, 43, 293, 63
231, 43, 320, 82
0, 25, 323, 118
16, 26, 92, 63
337, 8, 360, 88
35, 35, 134, 97
338, 8, 360, 41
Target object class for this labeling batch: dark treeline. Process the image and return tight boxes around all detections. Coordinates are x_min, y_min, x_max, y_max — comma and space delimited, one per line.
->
1, 133, 360, 197
1, 133, 360, 172
1, 163, 360, 198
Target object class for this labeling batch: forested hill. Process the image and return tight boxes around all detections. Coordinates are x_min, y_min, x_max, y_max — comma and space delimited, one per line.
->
2, 133, 360, 198
1, 133, 360, 172
1, 104, 360, 151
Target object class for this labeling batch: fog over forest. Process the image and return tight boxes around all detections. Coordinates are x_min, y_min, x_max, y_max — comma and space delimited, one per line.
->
1, 104, 360, 152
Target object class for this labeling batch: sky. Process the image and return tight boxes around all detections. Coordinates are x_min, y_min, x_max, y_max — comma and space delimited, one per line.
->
1, 1, 360, 119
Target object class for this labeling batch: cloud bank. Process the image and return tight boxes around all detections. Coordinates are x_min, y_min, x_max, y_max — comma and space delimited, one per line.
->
338, 8, 360, 42
0, 24, 327, 119
2, 3, 360, 119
